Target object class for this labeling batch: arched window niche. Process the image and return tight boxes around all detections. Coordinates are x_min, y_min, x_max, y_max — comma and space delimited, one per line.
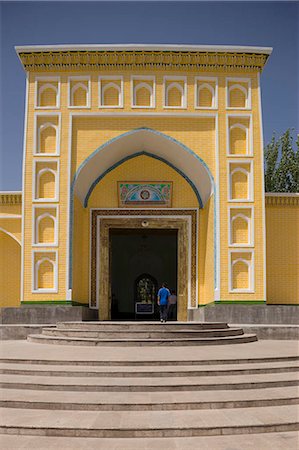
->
33, 252, 57, 293
229, 124, 248, 155
36, 168, 57, 200
195, 78, 217, 109
71, 83, 88, 107
39, 84, 58, 108
35, 78, 60, 109
232, 259, 250, 290
231, 168, 249, 200
133, 83, 153, 107
229, 85, 247, 108
164, 78, 187, 108
36, 259, 54, 290
39, 124, 57, 154
229, 161, 253, 202
35, 213, 56, 245
102, 83, 120, 107
131, 77, 155, 108
231, 214, 250, 245
68, 77, 90, 108
35, 114, 60, 155
226, 78, 251, 109
229, 251, 254, 292
198, 85, 213, 108
99, 77, 123, 108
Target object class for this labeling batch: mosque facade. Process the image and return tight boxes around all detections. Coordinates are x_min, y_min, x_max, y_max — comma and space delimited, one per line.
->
0, 45, 298, 320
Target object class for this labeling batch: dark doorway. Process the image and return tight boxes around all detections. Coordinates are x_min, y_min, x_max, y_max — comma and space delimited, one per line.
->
110, 228, 177, 320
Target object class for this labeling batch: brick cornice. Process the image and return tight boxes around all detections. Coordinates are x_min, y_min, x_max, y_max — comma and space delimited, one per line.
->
17, 50, 269, 73
0, 193, 22, 205
265, 193, 299, 206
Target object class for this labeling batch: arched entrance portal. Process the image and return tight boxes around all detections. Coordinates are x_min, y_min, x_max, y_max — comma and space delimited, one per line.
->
71, 128, 215, 320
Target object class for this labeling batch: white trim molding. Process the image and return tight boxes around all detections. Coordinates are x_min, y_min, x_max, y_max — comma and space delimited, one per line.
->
131, 75, 156, 109
70, 111, 216, 118
16, 44, 273, 54
0, 214, 22, 219
226, 77, 252, 110
32, 249, 58, 293
163, 76, 187, 109
66, 114, 73, 300
229, 249, 255, 293
68, 76, 91, 109
0, 227, 21, 246
35, 76, 60, 110
257, 72, 267, 302
98, 76, 124, 108
21, 73, 29, 302
195, 76, 218, 110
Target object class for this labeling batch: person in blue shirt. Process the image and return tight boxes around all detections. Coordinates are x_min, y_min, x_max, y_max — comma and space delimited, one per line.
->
157, 282, 170, 323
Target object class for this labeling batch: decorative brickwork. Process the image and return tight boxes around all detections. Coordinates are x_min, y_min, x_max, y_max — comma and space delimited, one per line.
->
0, 194, 22, 205
18, 50, 269, 73
265, 194, 299, 206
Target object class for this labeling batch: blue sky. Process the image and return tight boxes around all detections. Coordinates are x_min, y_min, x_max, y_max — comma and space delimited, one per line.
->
0, 1, 298, 190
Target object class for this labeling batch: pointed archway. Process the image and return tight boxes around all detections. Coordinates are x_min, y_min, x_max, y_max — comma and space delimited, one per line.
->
69, 128, 218, 305
72, 128, 214, 208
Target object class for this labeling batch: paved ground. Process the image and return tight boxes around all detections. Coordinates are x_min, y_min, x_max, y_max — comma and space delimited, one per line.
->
1, 432, 298, 450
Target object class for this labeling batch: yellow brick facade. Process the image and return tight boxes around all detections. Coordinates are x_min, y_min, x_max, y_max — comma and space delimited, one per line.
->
265, 194, 299, 304
1, 44, 296, 312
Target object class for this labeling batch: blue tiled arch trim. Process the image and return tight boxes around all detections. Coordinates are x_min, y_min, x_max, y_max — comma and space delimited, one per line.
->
69, 127, 217, 291
85, 151, 203, 208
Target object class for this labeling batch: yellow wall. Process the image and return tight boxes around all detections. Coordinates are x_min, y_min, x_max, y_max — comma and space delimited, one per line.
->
266, 195, 299, 304
21, 65, 265, 306
0, 232, 21, 307
0, 196, 22, 306
198, 87, 213, 107
39, 88, 57, 107
198, 197, 215, 305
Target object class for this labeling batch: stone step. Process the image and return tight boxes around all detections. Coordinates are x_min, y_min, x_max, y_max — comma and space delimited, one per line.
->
1, 355, 298, 366
56, 321, 230, 331
27, 333, 258, 346
0, 324, 56, 341
232, 324, 299, 340
41, 327, 244, 339
1, 405, 298, 438
1, 432, 298, 450
1, 360, 298, 378
1, 372, 298, 392
1, 386, 298, 411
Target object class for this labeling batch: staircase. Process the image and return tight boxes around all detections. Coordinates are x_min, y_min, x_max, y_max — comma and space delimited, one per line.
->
27, 321, 258, 346
0, 323, 298, 447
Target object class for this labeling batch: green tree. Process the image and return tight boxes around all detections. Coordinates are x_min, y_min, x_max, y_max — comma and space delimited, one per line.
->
264, 129, 299, 192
